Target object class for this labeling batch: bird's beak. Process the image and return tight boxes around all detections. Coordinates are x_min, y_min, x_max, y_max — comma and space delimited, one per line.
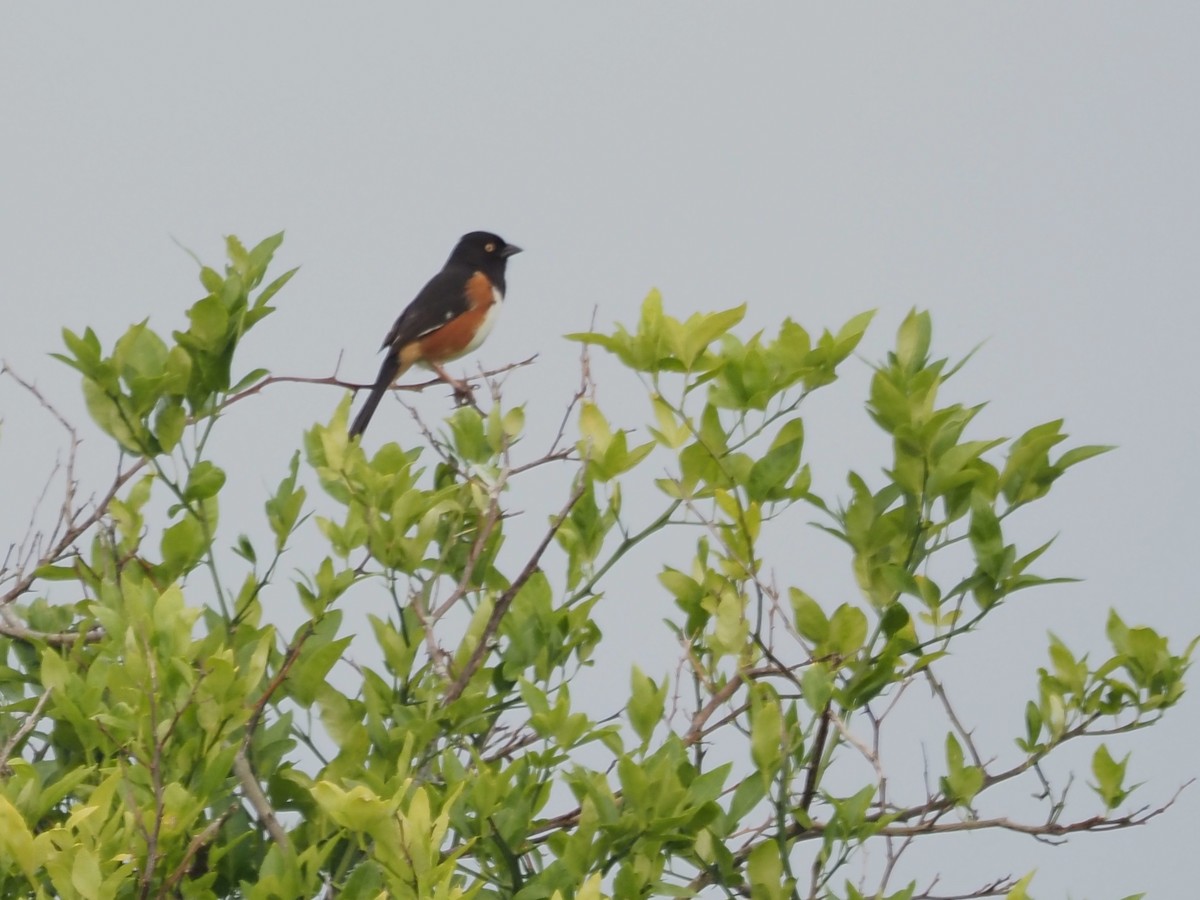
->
501, 244, 523, 257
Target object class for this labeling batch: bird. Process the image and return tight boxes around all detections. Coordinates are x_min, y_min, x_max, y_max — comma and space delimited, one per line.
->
349, 231, 522, 438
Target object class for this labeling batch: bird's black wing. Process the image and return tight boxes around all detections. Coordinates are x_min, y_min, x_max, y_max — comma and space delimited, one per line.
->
350, 265, 475, 439
380, 266, 472, 352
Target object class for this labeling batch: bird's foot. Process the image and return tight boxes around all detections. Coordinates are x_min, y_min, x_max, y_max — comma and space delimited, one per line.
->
432, 364, 477, 408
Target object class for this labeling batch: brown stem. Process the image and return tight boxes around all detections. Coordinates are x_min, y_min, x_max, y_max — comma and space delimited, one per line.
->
444, 480, 586, 704
0, 689, 53, 774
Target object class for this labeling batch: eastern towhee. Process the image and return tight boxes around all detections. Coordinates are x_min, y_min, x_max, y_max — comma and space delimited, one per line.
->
349, 231, 522, 438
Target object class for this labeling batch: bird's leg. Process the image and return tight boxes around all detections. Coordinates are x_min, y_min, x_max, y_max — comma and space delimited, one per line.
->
429, 362, 476, 407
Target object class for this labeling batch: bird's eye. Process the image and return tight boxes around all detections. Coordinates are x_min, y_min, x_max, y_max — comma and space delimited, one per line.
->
484, 242, 496, 253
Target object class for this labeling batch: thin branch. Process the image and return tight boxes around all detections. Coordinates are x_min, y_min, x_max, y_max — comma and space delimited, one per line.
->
800, 702, 831, 815
444, 479, 587, 704
233, 750, 290, 852
825, 706, 884, 790
0, 609, 105, 645
924, 667, 986, 769
913, 875, 1020, 900
688, 745, 1192, 895
432, 471, 509, 621
139, 639, 165, 900
0, 688, 53, 774
567, 500, 681, 604
1, 362, 77, 432
684, 673, 745, 745
218, 355, 539, 410
508, 450, 574, 477
161, 802, 240, 893
1, 458, 146, 607
866, 790, 1188, 838
546, 328, 594, 459
233, 621, 317, 852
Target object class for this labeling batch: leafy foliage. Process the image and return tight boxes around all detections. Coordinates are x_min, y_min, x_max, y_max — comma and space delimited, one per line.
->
0, 236, 1191, 899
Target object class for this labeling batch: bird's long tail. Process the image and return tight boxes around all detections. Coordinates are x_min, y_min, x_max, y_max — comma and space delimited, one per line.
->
349, 353, 402, 438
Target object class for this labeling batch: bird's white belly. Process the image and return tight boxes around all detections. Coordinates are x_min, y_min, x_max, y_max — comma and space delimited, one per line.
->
459, 287, 503, 356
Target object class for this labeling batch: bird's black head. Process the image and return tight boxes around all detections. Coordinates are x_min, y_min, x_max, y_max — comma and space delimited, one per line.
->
448, 231, 523, 271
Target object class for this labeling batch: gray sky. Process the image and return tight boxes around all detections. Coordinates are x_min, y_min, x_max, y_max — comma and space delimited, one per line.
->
3, 5, 1198, 897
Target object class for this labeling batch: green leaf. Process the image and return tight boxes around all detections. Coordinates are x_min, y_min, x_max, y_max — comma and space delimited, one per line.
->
998, 419, 1068, 504
0, 795, 38, 880
82, 379, 142, 453
502, 405, 526, 439
698, 402, 728, 456
836, 309, 876, 349
339, 861, 386, 899
578, 401, 612, 457
628, 666, 666, 744
711, 586, 748, 655
650, 395, 689, 448
1091, 743, 1133, 809
746, 418, 803, 502
895, 309, 931, 372
253, 267, 297, 312
70, 848, 102, 899
879, 601, 910, 638
114, 321, 169, 391
680, 304, 746, 368
311, 782, 391, 832
186, 295, 229, 349
161, 514, 206, 574
184, 461, 226, 501
746, 840, 784, 899
801, 664, 833, 712
32, 563, 81, 582
1056, 443, 1114, 470
60, 326, 103, 372
230, 367, 270, 393
226, 234, 250, 273
1022, 700, 1043, 750
155, 401, 187, 452
789, 588, 828, 644
749, 684, 783, 787
600, 432, 655, 479
267, 452, 307, 550
828, 604, 868, 656
198, 265, 223, 293
247, 231, 285, 284
728, 775, 767, 823
1005, 871, 1036, 900
968, 491, 1005, 578
447, 406, 489, 462
941, 733, 983, 806
291, 636, 353, 705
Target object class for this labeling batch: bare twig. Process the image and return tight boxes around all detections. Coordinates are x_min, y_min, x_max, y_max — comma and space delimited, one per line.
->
800, 702, 831, 815
432, 472, 509, 621
0, 688, 53, 775
913, 875, 1020, 900
866, 792, 1187, 838
684, 672, 745, 745
139, 641, 165, 900
1, 458, 146, 607
924, 668, 986, 769
444, 479, 587, 704
546, 329, 595, 459
825, 706, 884, 790
233, 749, 290, 851
0, 608, 105, 645
219, 355, 539, 410
233, 621, 317, 853
162, 802, 240, 893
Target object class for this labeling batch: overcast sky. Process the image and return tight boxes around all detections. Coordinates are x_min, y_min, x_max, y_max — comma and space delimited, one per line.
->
2, 5, 1198, 897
